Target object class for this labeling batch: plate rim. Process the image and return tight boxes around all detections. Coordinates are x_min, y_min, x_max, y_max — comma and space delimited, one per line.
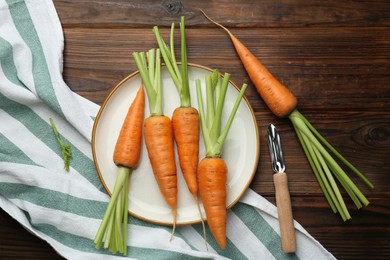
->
91, 63, 260, 226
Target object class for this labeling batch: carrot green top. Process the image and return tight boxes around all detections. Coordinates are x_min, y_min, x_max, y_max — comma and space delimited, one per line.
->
153, 16, 191, 108
196, 70, 247, 157
133, 49, 163, 116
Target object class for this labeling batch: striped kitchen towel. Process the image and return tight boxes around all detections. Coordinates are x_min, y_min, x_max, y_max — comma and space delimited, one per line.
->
0, 0, 335, 259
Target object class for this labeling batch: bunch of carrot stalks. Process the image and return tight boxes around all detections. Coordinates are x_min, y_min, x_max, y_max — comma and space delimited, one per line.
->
201, 10, 374, 221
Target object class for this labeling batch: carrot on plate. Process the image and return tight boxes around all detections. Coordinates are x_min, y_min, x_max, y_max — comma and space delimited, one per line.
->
94, 84, 145, 255
133, 48, 178, 240
153, 16, 207, 245
196, 69, 247, 249
201, 10, 374, 221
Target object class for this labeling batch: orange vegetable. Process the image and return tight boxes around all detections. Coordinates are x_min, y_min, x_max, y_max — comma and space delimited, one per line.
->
94, 84, 145, 255
133, 49, 178, 239
201, 10, 297, 118
144, 115, 178, 211
196, 71, 247, 249
172, 107, 199, 197
198, 157, 228, 249
113, 86, 145, 168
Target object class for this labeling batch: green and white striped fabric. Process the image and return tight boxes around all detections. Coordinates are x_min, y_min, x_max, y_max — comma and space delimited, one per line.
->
0, 0, 335, 259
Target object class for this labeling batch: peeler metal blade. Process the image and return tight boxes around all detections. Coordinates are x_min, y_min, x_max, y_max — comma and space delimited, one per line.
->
267, 123, 286, 173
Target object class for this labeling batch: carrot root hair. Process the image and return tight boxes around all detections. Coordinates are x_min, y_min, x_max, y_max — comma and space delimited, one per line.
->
170, 208, 177, 241
195, 195, 208, 250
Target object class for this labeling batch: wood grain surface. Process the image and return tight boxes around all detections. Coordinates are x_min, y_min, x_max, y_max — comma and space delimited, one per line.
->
1, 0, 389, 259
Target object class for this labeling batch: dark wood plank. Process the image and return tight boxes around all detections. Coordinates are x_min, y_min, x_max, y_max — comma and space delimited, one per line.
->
62, 27, 390, 111
53, 0, 390, 27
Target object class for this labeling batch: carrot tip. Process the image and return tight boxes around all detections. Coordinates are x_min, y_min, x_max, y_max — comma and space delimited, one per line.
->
170, 208, 177, 241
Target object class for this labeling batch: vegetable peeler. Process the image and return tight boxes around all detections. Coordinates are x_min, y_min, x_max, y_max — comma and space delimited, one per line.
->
267, 123, 296, 253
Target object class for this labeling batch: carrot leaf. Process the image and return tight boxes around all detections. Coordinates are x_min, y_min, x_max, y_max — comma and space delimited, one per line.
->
94, 166, 130, 255
49, 118, 72, 172
196, 71, 247, 157
153, 16, 191, 108
133, 49, 162, 116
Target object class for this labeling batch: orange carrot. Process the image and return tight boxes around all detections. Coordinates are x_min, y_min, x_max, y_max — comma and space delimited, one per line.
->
196, 71, 247, 249
133, 49, 178, 239
94, 84, 145, 255
201, 10, 297, 118
144, 115, 177, 210
172, 107, 199, 196
113, 86, 145, 169
198, 157, 228, 249
201, 10, 374, 222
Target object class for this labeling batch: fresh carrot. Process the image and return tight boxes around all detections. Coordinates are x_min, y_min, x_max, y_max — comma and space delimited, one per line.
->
144, 115, 177, 209
94, 84, 145, 255
132, 48, 178, 240
198, 157, 227, 249
201, 10, 374, 221
171, 107, 199, 196
113, 86, 145, 169
153, 16, 207, 245
200, 10, 296, 118
196, 70, 247, 249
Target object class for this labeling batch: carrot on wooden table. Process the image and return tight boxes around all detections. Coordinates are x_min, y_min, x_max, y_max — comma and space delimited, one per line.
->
201, 10, 374, 221
196, 69, 247, 249
132, 48, 178, 240
94, 84, 145, 255
153, 16, 207, 245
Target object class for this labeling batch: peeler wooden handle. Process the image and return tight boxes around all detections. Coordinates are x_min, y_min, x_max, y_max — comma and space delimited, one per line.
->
273, 171, 296, 253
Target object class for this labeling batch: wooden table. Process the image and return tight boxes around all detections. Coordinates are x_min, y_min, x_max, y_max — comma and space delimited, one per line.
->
1, 1, 389, 259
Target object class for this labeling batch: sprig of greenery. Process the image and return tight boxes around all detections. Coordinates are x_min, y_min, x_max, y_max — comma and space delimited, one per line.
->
49, 118, 72, 171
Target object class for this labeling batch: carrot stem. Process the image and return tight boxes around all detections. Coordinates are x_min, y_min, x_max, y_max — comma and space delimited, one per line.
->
180, 16, 190, 105
206, 74, 216, 129
196, 70, 247, 157
289, 110, 370, 220
153, 16, 191, 107
94, 167, 130, 255
196, 79, 212, 151
133, 49, 162, 116
293, 124, 338, 213
296, 111, 374, 189
209, 72, 229, 144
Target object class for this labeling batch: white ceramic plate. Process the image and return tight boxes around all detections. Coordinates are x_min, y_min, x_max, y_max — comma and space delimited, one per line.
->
92, 64, 259, 226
